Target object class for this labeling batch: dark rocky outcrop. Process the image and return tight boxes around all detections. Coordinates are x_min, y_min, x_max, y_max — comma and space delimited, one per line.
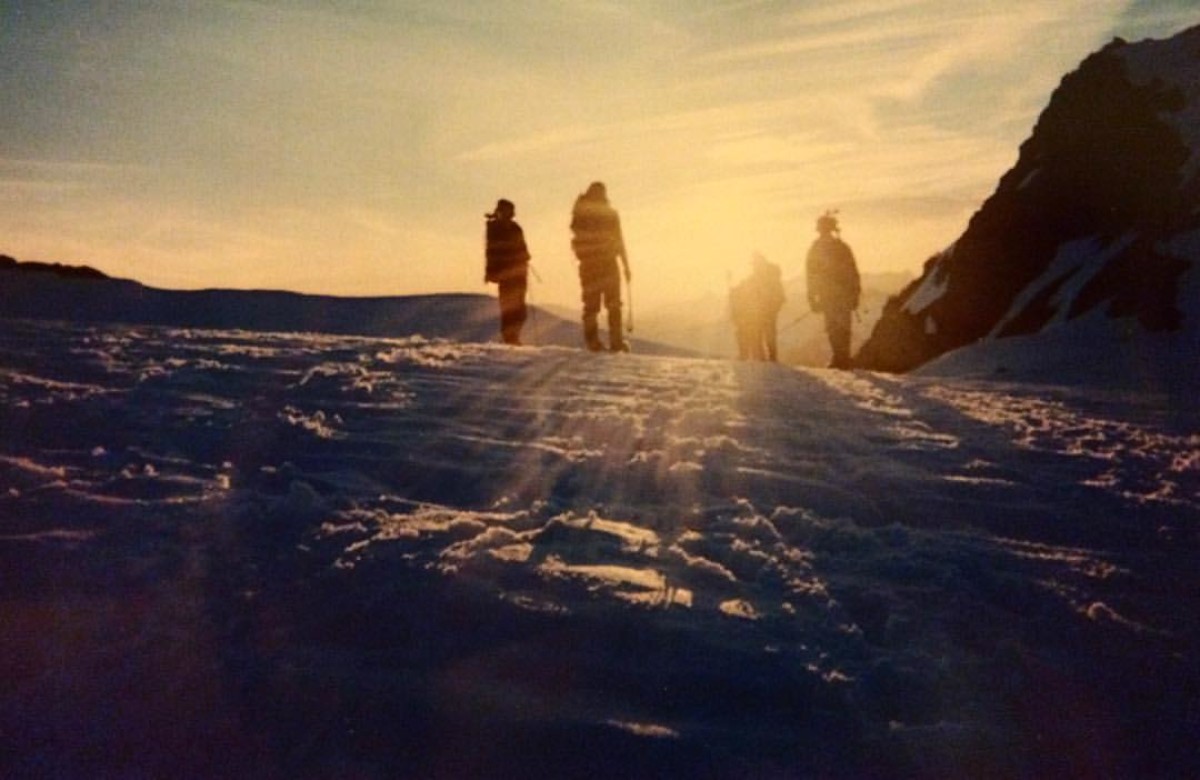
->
857, 26, 1200, 373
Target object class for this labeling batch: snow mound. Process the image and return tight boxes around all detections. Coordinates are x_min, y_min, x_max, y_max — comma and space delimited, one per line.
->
1, 319, 1197, 777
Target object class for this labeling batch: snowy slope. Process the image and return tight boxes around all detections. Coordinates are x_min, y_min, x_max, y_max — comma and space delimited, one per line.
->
1, 318, 1196, 778
0, 261, 683, 355
857, 24, 1200, 381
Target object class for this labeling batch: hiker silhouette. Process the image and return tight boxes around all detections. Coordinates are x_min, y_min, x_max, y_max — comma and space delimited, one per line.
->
730, 252, 785, 361
805, 211, 861, 369
570, 182, 631, 352
484, 199, 531, 346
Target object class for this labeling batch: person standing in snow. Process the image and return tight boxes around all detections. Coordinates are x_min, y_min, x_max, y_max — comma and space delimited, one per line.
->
805, 211, 860, 369
484, 198, 531, 346
570, 182, 631, 352
751, 252, 785, 361
729, 275, 760, 360
729, 252, 785, 361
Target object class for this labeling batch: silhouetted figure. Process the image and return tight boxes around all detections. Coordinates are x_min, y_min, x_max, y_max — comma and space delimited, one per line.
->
570, 182, 630, 352
730, 277, 760, 360
730, 253, 785, 361
806, 211, 861, 369
484, 199, 531, 345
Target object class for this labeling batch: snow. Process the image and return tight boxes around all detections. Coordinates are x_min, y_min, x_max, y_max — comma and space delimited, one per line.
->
900, 249, 951, 316
987, 234, 1135, 338
1, 315, 1198, 778
919, 224, 1200, 396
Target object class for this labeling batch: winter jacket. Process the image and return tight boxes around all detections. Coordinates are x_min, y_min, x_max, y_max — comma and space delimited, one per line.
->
485, 218, 530, 284
806, 236, 860, 313
570, 197, 626, 265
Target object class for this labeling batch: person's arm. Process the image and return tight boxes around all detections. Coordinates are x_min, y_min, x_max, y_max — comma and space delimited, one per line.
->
516, 223, 531, 264
483, 221, 493, 284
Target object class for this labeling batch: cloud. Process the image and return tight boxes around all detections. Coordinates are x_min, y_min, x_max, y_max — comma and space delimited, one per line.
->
3, 0, 1195, 306
696, 0, 1125, 106
699, 7, 936, 65
1117, 1, 1200, 40
455, 127, 602, 164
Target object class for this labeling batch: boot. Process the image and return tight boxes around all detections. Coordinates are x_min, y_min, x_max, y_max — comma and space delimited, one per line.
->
608, 308, 627, 352
583, 316, 603, 351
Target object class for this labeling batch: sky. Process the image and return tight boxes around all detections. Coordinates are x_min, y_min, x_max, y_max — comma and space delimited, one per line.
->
1, 1, 1196, 310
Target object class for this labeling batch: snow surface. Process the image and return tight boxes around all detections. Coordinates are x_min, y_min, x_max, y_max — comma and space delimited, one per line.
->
900, 249, 951, 318
1, 316, 1198, 778
920, 225, 1200, 394
986, 235, 1134, 338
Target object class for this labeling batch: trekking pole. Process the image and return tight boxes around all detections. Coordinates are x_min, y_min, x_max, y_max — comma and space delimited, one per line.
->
527, 265, 537, 339
625, 272, 634, 334
783, 310, 814, 332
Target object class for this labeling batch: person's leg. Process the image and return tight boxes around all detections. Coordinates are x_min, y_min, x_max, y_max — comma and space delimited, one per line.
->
735, 324, 751, 360
764, 315, 778, 362
499, 278, 527, 345
581, 275, 603, 351
826, 308, 852, 368
603, 273, 626, 351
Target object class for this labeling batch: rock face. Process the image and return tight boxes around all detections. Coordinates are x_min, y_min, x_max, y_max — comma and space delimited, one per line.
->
856, 25, 1200, 374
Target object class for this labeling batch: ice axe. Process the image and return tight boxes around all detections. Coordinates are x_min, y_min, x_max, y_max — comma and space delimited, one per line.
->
526, 264, 542, 336
624, 264, 634, 334
783, 310, 815, 332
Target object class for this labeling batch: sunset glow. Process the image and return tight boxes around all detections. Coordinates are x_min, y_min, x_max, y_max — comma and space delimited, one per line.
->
1, 1, 1193, 308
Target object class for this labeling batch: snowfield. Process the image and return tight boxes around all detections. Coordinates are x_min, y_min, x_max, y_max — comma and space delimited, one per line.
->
1, 318, 1197, 778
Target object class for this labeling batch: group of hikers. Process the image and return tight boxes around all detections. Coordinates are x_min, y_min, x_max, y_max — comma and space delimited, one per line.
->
484, 182, 861, 368
729, 211, 862, 368
485, 181, 630, 352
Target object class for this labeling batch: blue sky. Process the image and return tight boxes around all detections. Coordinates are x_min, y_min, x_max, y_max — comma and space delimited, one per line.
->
1, 1, 1195, 307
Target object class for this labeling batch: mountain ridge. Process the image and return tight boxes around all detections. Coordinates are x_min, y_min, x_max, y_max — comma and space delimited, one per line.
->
0, 255, 687, 355
856, 25, 1200, 378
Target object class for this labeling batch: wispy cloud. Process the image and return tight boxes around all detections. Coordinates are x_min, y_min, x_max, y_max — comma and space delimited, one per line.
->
1, 0, 1192, 304
699, 10, 938, 65
455, 127, 603, 164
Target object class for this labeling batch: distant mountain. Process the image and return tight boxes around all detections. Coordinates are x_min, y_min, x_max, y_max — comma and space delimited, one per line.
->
0, 256, 683, 354
856, 24, 1200, 385
0, 254, 108, 280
